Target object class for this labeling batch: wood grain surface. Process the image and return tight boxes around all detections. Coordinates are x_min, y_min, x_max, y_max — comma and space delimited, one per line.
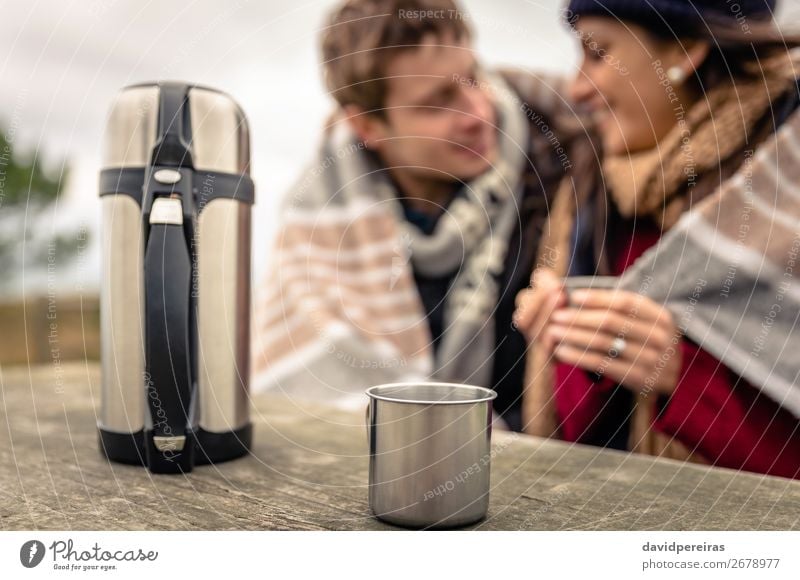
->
1, 364, 797, 530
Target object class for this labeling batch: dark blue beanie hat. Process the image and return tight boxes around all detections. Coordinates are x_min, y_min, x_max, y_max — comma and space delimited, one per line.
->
564, 0, 777, 38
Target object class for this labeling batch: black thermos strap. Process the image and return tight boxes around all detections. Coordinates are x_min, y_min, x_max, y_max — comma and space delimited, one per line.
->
144, 217, 193, 468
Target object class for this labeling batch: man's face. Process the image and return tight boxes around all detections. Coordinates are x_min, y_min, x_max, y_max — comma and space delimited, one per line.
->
364, 32, 497, 184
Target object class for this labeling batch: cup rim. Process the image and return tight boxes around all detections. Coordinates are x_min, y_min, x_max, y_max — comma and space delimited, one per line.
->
365, 381, 498, 405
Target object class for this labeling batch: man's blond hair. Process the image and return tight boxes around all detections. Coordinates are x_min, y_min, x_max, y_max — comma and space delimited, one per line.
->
320, 0, 471, 114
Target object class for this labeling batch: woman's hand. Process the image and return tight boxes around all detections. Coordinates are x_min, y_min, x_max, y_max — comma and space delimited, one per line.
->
513, 268, 569, 356
545, 289, 682, 396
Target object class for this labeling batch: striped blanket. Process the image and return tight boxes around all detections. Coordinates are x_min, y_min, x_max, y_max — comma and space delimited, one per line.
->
620, 107, 800, 417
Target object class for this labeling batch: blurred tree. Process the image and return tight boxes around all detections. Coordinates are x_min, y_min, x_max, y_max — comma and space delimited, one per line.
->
0, 128, 83, 291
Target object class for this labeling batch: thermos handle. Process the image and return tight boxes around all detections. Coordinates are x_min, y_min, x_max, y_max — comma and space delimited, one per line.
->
144, 196, 194, 472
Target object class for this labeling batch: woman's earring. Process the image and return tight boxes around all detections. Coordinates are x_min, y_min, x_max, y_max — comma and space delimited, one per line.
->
667, 66, 687, 84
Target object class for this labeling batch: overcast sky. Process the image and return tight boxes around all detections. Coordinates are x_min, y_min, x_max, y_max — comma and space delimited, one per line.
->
1, 0, 798, 297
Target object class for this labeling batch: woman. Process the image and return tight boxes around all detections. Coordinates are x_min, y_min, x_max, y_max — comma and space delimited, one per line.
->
514, 0, 800, 477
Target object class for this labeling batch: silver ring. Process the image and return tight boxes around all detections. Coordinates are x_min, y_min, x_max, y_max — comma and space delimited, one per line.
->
608, 337, 627, 359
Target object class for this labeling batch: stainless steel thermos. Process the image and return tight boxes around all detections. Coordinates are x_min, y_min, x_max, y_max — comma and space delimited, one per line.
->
98, 82, 253, 473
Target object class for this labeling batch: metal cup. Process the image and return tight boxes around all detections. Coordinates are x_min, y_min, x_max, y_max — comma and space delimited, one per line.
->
365, 382, 497, 529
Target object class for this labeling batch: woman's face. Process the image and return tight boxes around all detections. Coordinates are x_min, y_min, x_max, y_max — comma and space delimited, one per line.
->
569, 16, 703, 155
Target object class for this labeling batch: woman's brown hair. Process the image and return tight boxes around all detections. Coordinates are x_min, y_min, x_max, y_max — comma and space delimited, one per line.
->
651, 18, 800, 90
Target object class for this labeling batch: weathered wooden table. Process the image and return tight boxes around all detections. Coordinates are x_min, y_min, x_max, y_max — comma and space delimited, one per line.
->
1, 363, 798, 530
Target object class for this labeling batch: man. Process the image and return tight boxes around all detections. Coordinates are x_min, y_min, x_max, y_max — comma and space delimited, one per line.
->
252, 0, 575, 430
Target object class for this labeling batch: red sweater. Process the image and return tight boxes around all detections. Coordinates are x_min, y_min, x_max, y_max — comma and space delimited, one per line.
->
554, 219, 800, 479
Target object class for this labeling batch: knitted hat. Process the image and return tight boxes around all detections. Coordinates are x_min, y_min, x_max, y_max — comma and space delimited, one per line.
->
564, 0, 777, 38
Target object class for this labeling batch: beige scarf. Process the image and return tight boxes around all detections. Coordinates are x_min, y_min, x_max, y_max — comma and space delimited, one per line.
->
523, 56, 798, 462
